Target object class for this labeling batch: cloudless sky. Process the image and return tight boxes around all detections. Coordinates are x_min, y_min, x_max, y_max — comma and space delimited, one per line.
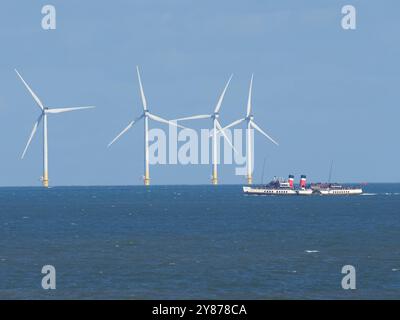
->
0, 0, 399, 186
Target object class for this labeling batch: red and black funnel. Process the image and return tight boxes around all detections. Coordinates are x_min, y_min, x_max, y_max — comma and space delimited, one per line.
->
300, 175, 307, 188
288, 174, 294, 189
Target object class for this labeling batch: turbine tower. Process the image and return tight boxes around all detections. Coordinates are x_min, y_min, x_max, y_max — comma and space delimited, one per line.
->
15, 69, 95, 187
108, 66, 184, 186
173, 75, 235, 185
220, 74, 278, 185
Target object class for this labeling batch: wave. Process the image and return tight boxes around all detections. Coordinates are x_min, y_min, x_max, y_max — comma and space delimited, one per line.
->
305, 250, 319, 253
357, 192, 400, 196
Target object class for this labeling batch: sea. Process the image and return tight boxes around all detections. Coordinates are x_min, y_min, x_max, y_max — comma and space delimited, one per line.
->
0, 184, 399, 299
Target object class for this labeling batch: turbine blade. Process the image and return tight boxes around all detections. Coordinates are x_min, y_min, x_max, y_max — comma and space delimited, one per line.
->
172, 114, 211, 121
136, 66, 147, 111
220, 118, 246, 132
46, 106, 96, 114
148, 113, 187, 129
215, 120, 238, 154
250, 121, 279, 146
21, 114, 43, 159
246, 74, 254, 117
15, 69, 44, 110
108, 116, 142, 147
214, 74, 233, 113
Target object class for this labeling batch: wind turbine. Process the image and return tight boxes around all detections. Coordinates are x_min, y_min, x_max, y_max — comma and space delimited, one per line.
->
173, 74, 234, 185
220, 74, 278, 185
108, 66, 185, 186
15, 70, 95, 187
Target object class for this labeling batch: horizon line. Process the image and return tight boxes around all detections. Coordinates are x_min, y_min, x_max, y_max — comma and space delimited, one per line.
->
0, 182, 398, 188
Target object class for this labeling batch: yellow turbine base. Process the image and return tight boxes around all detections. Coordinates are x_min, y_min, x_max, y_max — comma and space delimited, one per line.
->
247, 176, 253, 185
144, 177, 150, 186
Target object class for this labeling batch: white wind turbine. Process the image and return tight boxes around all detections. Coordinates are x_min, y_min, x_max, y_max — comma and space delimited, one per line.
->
15, 70, 94, 188
173, 75, 235, 185
220, 74, 278, 185
15, 69, 95, 187
108, 66, 185, 186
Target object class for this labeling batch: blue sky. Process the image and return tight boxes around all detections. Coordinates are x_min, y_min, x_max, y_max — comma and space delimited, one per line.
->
0, 0, 399, 186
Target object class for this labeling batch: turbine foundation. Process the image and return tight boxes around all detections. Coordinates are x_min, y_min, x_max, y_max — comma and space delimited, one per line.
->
247, 175, 253, 185
212, 170, 218, 185
42, 173, 49, 188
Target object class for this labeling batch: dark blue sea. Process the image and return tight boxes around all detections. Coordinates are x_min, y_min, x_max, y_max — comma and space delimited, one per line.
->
0, 184, 399, 299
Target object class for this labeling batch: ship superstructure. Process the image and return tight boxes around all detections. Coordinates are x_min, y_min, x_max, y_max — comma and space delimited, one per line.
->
243, 175, 313, 195
311, 183, 363, 195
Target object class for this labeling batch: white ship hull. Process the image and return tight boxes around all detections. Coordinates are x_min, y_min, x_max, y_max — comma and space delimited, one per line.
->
297, 189, 313, 196
319, 188, 363, 195
243, 186, 312, 195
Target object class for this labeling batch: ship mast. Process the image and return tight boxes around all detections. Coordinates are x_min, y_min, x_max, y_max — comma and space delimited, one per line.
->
328, 160, 334, 184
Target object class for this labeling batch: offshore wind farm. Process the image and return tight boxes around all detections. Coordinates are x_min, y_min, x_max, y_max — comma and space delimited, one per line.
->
13, 66, 282, 187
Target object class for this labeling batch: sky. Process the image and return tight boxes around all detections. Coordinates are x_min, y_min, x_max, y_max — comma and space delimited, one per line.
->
0, 0, 399, 186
